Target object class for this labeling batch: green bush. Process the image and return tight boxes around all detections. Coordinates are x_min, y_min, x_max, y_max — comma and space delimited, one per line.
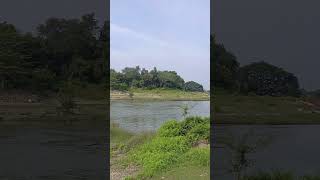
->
186, 122, 210, 143
180, 116, 209, 136
126, 116, 210, 178
157, 120, 182, 137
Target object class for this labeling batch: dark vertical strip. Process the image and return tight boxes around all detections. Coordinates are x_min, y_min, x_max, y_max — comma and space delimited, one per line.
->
106, 0, 111, 178
210, 1, 215, 180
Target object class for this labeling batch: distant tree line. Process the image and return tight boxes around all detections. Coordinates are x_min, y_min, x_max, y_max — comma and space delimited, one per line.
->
0, 13, 108, 93
211, 35, 301, 97
110, 66, 204, 92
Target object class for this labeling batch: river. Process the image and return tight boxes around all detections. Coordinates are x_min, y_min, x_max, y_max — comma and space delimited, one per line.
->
214, 125, 320, 179
110, 100, 210, 132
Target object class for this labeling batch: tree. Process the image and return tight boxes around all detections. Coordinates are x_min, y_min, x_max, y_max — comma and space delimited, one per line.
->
110, 66, 204, 91
158, 71, 185, 89
0, 14, 107, 93
0, 22, 38, 89
211, 35, 240, 90
184, 81, 204, 92
238, 61, 300, 97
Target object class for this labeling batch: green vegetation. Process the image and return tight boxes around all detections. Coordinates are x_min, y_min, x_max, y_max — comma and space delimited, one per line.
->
110, 66, 205, 92
213, 88, 320, 124
184, 81, 205, 92
212, 34, 320, 124
212, 35, 301, 97
0, 13, 107, 95
110, 117, 210, 180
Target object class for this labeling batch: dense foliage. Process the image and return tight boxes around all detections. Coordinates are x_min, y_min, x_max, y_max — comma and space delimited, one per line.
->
184, 81, 204, 92
110, 66, 204, 92
128, 116, 210, 178
211, 34, 301, 97
211, 35, 239, 90
0, 13, 108, 92
238, 62, 300, 97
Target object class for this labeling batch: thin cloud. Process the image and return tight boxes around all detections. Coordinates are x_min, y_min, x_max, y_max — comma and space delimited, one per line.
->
111, 23, 170, 47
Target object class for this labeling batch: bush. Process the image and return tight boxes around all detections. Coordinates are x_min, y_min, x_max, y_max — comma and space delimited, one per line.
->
180, 116, 209, 136
186, 122, 210, 143
127, 116, 210, 178
157, 120, 182, 137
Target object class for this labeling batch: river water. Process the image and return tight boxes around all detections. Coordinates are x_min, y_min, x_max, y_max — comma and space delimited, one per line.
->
0, 103, 107, 180
214, 125, 320, 179
110, 100, 210, 132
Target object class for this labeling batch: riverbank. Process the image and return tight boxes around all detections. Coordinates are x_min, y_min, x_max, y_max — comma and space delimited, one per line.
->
111, 88, 210, 101
110, 116, 210, 180
0, 90, 107, 179
213, 90, 320, 124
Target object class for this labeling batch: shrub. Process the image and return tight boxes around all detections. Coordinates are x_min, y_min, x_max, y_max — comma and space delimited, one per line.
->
157, 120, 181, 137
180, 116, 209, 136
186, 122, 210, 143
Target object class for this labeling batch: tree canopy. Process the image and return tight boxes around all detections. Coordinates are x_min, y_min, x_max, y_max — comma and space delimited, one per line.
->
0, 14, 108, 92
238, 62, 300, 97
110, 66, 204, 92
211, 34, 301, 97
184, 81, 204, 92
211, 35, 239, 90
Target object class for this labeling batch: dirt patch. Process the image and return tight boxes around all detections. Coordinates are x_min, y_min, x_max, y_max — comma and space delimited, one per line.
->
111, 164, 139, 180
110, 154, 140, 180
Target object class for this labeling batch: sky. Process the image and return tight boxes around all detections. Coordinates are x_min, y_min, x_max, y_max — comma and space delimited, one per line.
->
0, 0, 108, 33
212, 0, 320, 91
111, 0, 210, 90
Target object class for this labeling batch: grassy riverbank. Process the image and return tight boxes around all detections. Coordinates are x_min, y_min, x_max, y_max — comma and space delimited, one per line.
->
111, 88, 209, 101
0, 85, 106, 127
213, 89, 320, 124
110, 116, 210, 180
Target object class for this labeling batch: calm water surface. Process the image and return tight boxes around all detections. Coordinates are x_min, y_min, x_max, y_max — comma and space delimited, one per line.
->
214, 125, 320, 179
111, 100, 210, 132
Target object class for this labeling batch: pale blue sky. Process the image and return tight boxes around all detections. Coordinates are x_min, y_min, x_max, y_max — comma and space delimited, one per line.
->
111, 0, 210, 90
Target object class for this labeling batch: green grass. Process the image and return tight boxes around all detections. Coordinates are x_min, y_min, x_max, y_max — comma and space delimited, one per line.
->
152, 163, 209, 180
110, 124, 154, 157
111, 88, 209, 101
146, 146, 210, 180
110, 117, 210, 180
213, 89, 320, 124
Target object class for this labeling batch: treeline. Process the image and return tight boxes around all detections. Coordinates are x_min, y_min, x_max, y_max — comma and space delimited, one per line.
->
0, 13, 108, 93
212, 35, 301, 97
110, 66, 204, 92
